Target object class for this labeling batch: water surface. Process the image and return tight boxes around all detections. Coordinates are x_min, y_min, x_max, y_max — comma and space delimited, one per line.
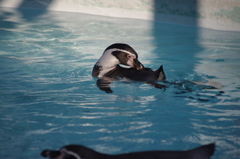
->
0, 8, 240, 159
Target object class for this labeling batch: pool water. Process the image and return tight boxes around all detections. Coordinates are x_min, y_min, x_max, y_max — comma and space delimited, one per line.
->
0, 8, 240, 159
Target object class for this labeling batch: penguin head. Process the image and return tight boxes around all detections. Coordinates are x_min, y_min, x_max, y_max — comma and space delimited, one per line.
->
41, 150, 62, 158
41, 147, 82, 159
93, 43, 144, 77
105, 43, 144, 69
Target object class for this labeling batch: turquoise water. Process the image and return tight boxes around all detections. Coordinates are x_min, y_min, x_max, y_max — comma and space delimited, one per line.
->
0, 8, 240, 159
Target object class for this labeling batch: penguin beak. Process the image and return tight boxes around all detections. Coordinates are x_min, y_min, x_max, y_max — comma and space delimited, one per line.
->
126, 55, 144, 70
133, 59, 144, 70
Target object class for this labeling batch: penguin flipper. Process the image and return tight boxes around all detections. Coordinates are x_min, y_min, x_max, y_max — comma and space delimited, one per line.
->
97, 77, 114, 93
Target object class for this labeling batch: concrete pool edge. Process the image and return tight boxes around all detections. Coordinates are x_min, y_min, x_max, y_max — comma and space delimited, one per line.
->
0, 0, 240, 31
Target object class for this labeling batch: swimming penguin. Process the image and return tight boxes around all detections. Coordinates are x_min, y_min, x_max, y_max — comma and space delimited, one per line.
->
41, 143, 215, 159
92, 43, 166, 93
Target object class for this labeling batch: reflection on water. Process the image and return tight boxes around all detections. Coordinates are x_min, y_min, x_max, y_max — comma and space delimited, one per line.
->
0, 8, 240, 159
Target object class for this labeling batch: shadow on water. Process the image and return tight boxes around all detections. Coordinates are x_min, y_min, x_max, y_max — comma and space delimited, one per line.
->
16, 0, 53, 21
152, 1, 240, 159
151, 1, 212, 99
0, 0, 54, 41
153, 0, 199, 80
0, 0, 52, 21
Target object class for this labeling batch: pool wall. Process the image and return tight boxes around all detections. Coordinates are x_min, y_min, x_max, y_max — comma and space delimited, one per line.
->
0, 0, 240, 31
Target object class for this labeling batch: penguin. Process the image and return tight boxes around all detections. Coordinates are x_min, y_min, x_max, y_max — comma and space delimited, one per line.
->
92, 43, 144, 78
92, 43, 166, 93
41, 143, 215, 159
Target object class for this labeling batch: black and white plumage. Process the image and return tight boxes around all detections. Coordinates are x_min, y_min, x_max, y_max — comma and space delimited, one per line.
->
41, 143, 215, 159
92, 43, 144, 77
92, 43, 166, 93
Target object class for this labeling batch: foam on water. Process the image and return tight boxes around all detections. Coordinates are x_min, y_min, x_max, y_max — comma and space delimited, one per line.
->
0, 8, 240, 159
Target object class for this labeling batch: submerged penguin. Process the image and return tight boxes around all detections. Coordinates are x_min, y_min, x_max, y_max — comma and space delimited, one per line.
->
92, 43, 166, 93
41, 143, 215, 159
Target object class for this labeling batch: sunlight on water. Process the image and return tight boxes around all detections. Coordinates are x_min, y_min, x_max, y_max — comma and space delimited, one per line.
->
0, 8, 240, 159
